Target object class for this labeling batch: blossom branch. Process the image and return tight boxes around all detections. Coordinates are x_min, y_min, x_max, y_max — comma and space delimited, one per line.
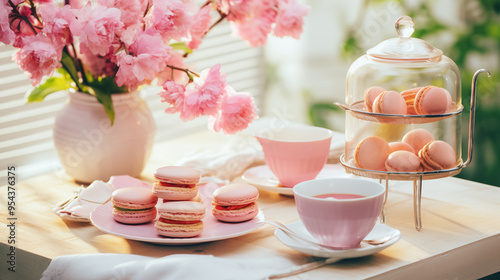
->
200, 0, 213, 8
7, 1, 39, 35
183, 6, 227, 58
143, 2, 151, 18
27, 0, 42, 24
208, 10, 228, 35
166, 65, 200, 83
7, 0, 16, 9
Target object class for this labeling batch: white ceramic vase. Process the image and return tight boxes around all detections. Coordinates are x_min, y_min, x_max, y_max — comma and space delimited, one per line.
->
53, 91, 156, 183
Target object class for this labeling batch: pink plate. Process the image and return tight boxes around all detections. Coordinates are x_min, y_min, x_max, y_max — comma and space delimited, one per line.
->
242, 164, 349, 196
90, 182, 265, 245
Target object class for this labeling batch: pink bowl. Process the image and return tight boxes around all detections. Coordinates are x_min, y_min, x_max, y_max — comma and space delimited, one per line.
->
256, 126, 332, 187
294, 178, 385, 249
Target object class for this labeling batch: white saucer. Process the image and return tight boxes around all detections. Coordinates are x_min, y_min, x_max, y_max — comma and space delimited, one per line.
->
274, 221, 401, 259
242, 164, 349, 196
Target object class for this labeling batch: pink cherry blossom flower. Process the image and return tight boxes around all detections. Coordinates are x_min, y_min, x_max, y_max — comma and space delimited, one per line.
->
274, 0, 310, 39
119, 25, 142, 46
156, 50, 186, 85
67, 0, 85, 9
33, 0, 52, 4
69, 3, 123, 56
218, 0, 256, 22
148, 0, 192, 41
114, 32, 171, 90
210, 88, 258, 134
187, 5, 211, 50
18, 5, 32, 17
181, 90, 202, 121
13, 34, 61, 86
0, 2, 15, 44
183, 64, 227, 118
80, 48, 117, 78
98, 0, 149, 29
9, 5, 39, 44
9, 0, 25, 5
39, 4, 75, 51
158, 80, 186, 114
230, 5, 277, 47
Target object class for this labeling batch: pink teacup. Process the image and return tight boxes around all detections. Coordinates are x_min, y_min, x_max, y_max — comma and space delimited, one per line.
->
293, 178, 385, 249
256, 125, 332, 188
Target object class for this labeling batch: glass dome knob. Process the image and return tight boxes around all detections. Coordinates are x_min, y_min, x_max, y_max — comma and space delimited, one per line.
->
395, 16, 415, 39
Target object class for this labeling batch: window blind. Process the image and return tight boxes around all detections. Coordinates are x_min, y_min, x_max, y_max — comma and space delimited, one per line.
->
0, 21, 265, 184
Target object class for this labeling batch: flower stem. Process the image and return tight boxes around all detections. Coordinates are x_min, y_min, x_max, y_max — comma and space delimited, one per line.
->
61, 62, 83, 92
61, 47, 84, 92
207, 10, 227, 35
28, 0, 42, 23
183, 6, 227, 58
166, 65, 200, 77
166, 65, 200, 83
70, 43, 88, 85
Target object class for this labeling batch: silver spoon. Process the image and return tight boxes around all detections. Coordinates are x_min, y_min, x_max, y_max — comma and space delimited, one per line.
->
266, 220, 399, 250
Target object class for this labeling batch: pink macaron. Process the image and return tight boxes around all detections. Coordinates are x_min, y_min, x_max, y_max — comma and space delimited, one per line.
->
161, 192, 203, 203
364, 86, 385, 112
414, 86, 452, 115
372, 90, 407, 115
385, 151, 423, 172
402, 128, 435, 154
153, 166, 201, 200
418, 140, 457, 171
212, 183, 259, 223
354, 136, 390, 171
155, 201, 206, 238
388, 141, 416, 154
111, 187, 158, 224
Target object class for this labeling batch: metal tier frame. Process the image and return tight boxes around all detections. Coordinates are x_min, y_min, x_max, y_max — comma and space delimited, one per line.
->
336, 69, 491, 231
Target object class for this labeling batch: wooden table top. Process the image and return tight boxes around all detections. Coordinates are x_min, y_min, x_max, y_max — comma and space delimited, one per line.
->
1, 131, 500, 279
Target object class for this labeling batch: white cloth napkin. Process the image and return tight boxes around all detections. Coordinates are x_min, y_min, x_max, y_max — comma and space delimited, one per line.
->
54, 175, 148, 222
41, 253, 328, 280
177, 136, 265, 183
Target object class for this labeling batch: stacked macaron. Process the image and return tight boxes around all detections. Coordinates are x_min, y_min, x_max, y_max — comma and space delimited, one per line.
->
363, 85, 453, 115
353, 128, 457, 172
111, 187, 158, 224
153, 166, 201, 202
155, 201, 206, 237
418, 140, 457, 170
212, 183, 259, 223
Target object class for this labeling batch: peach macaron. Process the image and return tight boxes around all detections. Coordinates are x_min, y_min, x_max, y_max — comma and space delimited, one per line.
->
155, 201, 206, 238
402, 128, 435, 154
212, 183, 259, 223
372, 90, 407, 115
153, 166, 201, 201
385, 151, 423, 172
418, 140, 457, 170
364, 86, 385, 112
388, 141, 416, 154
354, 136, 390, 171
111, 187, 158, 224
414, 86, 452, 115
401, 87, 421, 115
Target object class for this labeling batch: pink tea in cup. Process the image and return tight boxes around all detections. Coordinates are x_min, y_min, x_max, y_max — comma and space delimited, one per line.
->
314, 193, 366, 199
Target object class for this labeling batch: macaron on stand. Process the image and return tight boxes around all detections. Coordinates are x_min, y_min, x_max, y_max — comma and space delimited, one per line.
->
335, 16, 491, 230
